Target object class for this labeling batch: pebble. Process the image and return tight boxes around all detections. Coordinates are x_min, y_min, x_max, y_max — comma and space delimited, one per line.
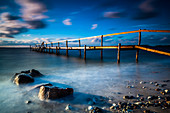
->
140, 81, 146, 84
65, 104, 72, 110
88, 106, 94, 111
25, 100, 31, 104
150, 82, 153, 84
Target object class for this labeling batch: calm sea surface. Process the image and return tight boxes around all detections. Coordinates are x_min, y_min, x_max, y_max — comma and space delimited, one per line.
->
0, 48, 170, 113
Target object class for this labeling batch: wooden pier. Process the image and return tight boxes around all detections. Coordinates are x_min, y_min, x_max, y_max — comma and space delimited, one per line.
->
31, 29, 170, 63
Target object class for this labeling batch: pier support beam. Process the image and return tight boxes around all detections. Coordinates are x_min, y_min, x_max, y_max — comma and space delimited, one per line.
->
84, 45, 86, 60
56, 46, 58, 55
30, 45, 31, 51
101, 35, 103, 60
79, 39, 81, 57
136, 29, 141, 63
66, 40, 68, 56
117, 43, 121, 64
45, 43, 47, 53
58, 42, 60, 55
51, 42, 53, 53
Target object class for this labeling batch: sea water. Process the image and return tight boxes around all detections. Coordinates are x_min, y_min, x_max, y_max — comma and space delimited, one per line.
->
0, 48, 169, 113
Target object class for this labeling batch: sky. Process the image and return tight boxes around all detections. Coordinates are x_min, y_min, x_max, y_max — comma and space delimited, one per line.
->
0, 0, 170, 47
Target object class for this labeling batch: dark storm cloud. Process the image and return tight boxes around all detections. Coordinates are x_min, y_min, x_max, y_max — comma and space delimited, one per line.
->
26, 20, 46, 29
1, 12, 20, 20
0, 0, 48, 38
133, 11, 158, 20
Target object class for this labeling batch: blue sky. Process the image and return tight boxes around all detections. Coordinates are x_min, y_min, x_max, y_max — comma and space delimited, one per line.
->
0, 0, 170, 46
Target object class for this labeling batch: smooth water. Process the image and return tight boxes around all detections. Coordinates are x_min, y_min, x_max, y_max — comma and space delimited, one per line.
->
0, 48, 170, 113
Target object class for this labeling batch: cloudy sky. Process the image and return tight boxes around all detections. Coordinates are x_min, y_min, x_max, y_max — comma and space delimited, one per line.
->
0, 0, 170, 46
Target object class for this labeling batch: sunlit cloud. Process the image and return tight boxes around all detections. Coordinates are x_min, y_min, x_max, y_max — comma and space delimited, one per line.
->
91, 24, 98, 30
104, 12, 122, 18
63, 19, 72, 25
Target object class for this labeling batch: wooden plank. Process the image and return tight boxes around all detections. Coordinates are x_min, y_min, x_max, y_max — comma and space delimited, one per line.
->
135, 46, 170, 56
140, 30, 170, 33
49, 45, 135, 50
84, 45, 86, 60
117, 43, 121, 64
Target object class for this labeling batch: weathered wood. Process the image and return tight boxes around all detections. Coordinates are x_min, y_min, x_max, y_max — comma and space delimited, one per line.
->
30, 45, 31, 51
117, 43, 121, 64
84, 45, 86, 60
56, 46, 58, 55
140, 30, 170, 33
79, 39, 81, 57
135, 46, 170, 56
51, 42, 53, 53
46, 43, 47, 53
138, 29, 141, 45
66, 40, 68, 56
101, 35, 103, 60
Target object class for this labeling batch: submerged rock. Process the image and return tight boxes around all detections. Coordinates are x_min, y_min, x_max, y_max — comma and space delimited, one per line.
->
38, 86, 73, 100
13, 73, 34, 85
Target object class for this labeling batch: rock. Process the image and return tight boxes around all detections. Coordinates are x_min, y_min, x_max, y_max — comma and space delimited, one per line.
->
65, 104, 72, 110
90, 107, 102, 113
137, 94, 141, 98
88, 106, 94, 111
164, 89, 169, 94
29, 69, 42, 77
25, 100, 31, 104
123, 96, 134, 99
21, 69, 42, 77
134, 102, 143, 105
142, 86, 146, 89
126, 85, 134, 88
155, 88, 161, 91
112, 103, 116, 106
150, 82, 153, 84
155, 83, 159, 86
140, 81, 146, 84
13, 73, 34, 85
38, 86, 73, 100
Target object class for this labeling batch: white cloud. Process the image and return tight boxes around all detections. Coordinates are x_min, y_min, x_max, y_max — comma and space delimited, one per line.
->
160, 37, 167, 41
47, 19, 56, 22
104, 12, 121, 18
91, 24, 98, 30
63, 19, 72, 25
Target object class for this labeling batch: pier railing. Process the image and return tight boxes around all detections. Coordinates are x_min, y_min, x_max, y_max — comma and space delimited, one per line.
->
31, 29, 170, 63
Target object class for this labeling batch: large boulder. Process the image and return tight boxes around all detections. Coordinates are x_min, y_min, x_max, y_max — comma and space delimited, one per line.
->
13, 73, 34, 85
38, 86, 74, 100
21, 69, 42, 77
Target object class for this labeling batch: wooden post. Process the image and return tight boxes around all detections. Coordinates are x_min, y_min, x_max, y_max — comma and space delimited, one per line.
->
138, 29, 141, 45
49, 46, 51, 54
117, 43, 121, 64
56, 46, 58, 55
46, 43, 47, 53
101, 35, 103, 60
51, 42, 53, 53
84, 45, 86, 60
66, 40, 68, 56
30, 45, 31, 51
79, 39, 81, 57
136, 29, 141, 63
58, 42, 60, 54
